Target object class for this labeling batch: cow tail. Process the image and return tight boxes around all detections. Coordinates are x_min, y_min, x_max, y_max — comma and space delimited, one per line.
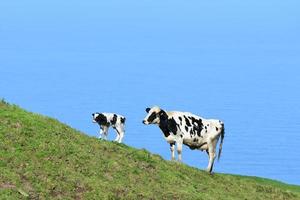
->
218, 122, 225, 161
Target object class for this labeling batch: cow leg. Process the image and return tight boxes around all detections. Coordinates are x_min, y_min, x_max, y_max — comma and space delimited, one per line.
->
113, 127, 120, 142
207, 141, 217, 174
99, 126, 104, 139
118, 131, 124, 143
115, 126, 124, 143
170, 142, 175, 161
177, 141, 183, 162
100, 126, 109, 140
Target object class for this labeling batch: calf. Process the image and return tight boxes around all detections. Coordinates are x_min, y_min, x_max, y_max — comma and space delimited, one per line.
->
92, 112, 126, 143
142, 106, 224, 173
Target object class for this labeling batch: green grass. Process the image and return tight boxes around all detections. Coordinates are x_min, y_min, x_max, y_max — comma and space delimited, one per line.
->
0, 99, 299, 199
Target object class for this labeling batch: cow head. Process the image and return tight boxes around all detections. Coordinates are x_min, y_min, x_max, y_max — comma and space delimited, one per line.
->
92, 113, 99, 123
143, 106, 168, 125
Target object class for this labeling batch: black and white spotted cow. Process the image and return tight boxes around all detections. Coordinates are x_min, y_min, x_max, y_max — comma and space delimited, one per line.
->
142, 106, 225, 173
92, 112, 126, 143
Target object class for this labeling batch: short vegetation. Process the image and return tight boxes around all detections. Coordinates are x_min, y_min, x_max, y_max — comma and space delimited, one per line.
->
1, 99, 299, 199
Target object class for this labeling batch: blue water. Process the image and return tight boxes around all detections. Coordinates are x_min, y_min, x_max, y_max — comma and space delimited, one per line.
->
1, 1, 300, 185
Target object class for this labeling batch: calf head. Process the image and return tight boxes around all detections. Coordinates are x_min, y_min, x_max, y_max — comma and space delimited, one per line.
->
143, 106, 168, 125
92, 112, 108, 125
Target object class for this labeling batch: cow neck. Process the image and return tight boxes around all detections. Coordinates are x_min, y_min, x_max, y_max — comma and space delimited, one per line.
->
158, 110, 170, 137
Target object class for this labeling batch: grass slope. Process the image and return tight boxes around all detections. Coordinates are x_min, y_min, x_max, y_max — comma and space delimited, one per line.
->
0, 100, 299, 200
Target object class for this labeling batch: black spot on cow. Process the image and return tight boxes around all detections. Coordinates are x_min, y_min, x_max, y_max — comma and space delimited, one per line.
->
179, 116, 182, 121
216, 127, 219, 131
205, 126, 207, 129
185, 126, 188, 132
95, 113, 109, 126
158, 110, 171, 137
193, 127, 200, 137
159, 120, 170, 137
191, 118, 203, 137
189, 146, 197, 150
160, 127, 170, 137
146, 108, 151, 113
147, 112, 157, 123
111, 114, 117, 125
184, 116, 191, 127
207, 124, 209, 126
191, 117, 201, 126
180, 134, 183, 138
190, 129, 194, 135
193, 138, 198, 142
121, 117, 126, 123
168, 117, 178, 135
158, 110, 168, 121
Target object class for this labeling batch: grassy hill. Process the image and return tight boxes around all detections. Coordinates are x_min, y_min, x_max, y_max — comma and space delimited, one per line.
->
1, 99, 299, 200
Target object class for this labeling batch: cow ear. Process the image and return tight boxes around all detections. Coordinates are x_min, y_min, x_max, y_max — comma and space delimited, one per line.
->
146, 108, 151, 113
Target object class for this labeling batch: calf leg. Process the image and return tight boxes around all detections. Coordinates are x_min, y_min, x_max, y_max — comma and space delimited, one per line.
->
117, 131, 124, 143
99, 129, 103, 139
99, 126, 108, 140
115, 126, 124, 143
170, 143, 175, 161
100, 126, 109, 140
114, 132, 120, 142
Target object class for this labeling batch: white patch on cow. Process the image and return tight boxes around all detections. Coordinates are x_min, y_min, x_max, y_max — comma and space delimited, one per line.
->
165, 135, 176, 143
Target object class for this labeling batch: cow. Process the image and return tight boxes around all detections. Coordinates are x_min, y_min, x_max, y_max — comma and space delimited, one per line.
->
92, 112, 126, 143
142, 106, 225, 173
